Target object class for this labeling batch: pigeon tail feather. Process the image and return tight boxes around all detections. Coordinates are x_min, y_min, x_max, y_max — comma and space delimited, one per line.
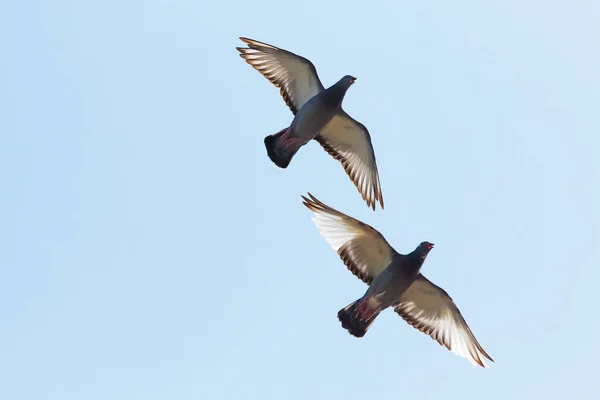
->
338, 299, 379, 338
264, 128, 298, 169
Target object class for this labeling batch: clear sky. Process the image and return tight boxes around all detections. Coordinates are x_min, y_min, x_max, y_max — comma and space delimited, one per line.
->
1, 1, 599, 399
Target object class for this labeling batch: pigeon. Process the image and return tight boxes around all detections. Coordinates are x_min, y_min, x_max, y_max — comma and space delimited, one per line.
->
237, 37, 384, 210
302, 193, 493, 368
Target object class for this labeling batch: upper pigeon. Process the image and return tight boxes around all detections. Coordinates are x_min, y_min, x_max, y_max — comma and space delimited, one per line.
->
302, 193, 493, 368
237, 37, 384, 210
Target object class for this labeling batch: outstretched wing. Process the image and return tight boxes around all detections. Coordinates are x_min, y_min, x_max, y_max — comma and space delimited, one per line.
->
316, 111, 383, 210
394, 275, 494, 368
302, 193, 396, 284
237, 37, 325, 114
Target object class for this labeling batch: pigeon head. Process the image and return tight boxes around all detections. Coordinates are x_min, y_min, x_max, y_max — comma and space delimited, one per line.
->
341, 75, 357, 87
416, 241, 435, 260
327, 75, 357, 105
333, 75, 357, 91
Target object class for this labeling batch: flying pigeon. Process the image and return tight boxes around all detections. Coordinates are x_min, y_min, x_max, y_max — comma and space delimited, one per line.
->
302, 193, 493, 368
237, 37, 384, 210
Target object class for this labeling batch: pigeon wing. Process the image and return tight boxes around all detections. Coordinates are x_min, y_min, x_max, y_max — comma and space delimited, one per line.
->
316, 111, 383, 210
302, 193, 395, 284
237, 37, 325, 114
394, 275, 494, 368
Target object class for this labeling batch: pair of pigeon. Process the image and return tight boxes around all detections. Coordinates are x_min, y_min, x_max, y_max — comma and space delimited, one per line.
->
237, 37, 493, 368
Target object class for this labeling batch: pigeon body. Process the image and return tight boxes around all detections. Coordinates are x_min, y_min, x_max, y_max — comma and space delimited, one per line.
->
302, 193, 493, 368
337, 242, 432, 338
237, 37, 384, 210
267, 76, 355, 169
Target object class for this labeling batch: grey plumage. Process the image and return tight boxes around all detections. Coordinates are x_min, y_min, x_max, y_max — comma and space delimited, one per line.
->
302, 193, 493, 368
237, 37, 383, 210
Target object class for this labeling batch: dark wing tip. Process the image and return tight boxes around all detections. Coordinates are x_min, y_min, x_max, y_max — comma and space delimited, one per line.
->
377, 177, 384, 210
307, 193, 329, 210
302, 193, 320, 212
301, 192, 339, 216
478, 346, 494, 363
235, 47, 248, 58
301, 194, 311, 206
301, 192, 315, 204
238, 37, 279, 51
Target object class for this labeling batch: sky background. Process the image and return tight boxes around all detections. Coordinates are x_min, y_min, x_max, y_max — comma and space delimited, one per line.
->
1, 1, 599, 399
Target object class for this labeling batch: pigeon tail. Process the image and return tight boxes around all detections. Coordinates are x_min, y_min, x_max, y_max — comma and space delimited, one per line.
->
338, 299, 380, 338
264, 128, 300, 169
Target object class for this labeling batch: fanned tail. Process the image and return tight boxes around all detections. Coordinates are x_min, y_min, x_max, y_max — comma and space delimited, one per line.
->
338, 299, 380, 338
264, 128, 299, 169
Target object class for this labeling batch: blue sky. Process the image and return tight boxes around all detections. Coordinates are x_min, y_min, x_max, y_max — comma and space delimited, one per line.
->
1, 1, 599, 399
